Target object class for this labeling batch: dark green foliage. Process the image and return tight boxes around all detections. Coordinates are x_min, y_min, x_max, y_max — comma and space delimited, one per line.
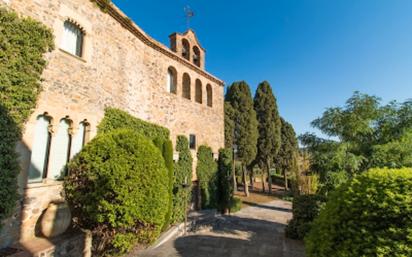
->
285, 195, 325, 240
305, 168, 412, 257
253, 81, 281, 192
276, 118, 299, 190
97, 107, 170, 141
170, 136, 193, 224
216, 148, 233, 213
226, 81, 258, 196
224, 102, 235, 148
196, 145, 218, 209
0, 8, 53, 227
161, 139, 174, 231
64, 129, 169, 256
225, 81, 258, 166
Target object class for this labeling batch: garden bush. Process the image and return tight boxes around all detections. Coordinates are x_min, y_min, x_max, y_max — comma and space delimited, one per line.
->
216, 148, 234, 214
229, 197, 242, 213
170, 136, 193, 224
97, 107, 169, 140
197, 145, 218, 209
64, 129, 169, 256
285, 194, 324, 240
305, 168, 412, 257
0, 8, 53, 228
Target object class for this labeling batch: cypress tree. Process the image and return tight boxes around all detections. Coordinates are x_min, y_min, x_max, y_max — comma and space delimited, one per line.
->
276, 118, 299, 191
253, 81, 281, 194
225, 81, 258, 197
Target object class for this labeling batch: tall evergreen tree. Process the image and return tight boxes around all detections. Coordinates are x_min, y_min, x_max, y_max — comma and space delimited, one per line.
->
253, 81, 281, 194
225, 81, 258, 196
276, 118, 299, 191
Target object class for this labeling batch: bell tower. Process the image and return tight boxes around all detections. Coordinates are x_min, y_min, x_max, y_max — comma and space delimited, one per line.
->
169, 29, 206, 70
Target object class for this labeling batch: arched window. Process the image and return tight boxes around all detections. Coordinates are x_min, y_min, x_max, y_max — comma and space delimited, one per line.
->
182, 73, 191, 100
28, 114, 52, 183
167, 66, 177, 94
193, 46, 201, 67
61, 20, 84, 57
48, 118, 72, 180
182, 39, 190, 61
195, 79, 202, 104
207, 84, 213, 107
70, 121, 90, 159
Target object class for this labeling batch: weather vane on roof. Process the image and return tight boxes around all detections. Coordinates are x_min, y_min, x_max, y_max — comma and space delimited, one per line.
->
184, 5, 195, 29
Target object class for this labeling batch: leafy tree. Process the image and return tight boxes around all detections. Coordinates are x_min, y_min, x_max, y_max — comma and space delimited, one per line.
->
300, 92, 412, 194
276, 118, 299, 191
225, 81, 258, 196
253, 81, 281, 193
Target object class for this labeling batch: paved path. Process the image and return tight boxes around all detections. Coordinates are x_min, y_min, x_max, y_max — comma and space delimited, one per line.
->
136, 199, 305, 257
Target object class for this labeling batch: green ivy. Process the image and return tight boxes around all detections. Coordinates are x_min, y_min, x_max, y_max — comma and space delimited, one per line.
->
196, 145, 218, 209
97, 107, 170, 140
0, 8, 54, 227
170, 136, 193, 224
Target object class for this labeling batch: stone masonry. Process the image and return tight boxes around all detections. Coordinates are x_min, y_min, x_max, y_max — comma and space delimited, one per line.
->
0, 0, 225, 251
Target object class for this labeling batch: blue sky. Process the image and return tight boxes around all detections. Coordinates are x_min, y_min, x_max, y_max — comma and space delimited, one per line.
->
112, 0, 412, 136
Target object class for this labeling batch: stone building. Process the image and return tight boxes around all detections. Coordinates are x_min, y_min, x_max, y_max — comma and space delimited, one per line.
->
0, 0, 224, 253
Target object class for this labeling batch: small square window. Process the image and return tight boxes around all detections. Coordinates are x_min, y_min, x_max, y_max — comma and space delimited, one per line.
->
189, 134, 196, 150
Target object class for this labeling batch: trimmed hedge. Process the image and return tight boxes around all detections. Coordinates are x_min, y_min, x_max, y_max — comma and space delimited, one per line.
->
170, 136, 193, 224
305, 168, 412, 257
0, 8, 53, 227
64, 129, 169, 256
197, 145, 218, 209
97, 108, 170, 141
216, 148, 234, 214
285, 195, 325, 240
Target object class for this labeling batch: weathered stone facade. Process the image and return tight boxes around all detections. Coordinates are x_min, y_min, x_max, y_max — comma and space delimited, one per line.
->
0, 0, 224, 252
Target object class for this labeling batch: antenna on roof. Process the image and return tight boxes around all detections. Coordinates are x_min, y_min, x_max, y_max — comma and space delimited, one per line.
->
184, 5, 195, 29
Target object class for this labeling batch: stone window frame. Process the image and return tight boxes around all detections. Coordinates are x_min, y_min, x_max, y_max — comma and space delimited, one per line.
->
167, 66, 178, 94
193, 46, 201, 67
61, 19, 86, 58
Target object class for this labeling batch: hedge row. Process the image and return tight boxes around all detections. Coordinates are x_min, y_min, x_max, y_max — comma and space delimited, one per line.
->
0, 8, 54, 227
97, 108, 170, 141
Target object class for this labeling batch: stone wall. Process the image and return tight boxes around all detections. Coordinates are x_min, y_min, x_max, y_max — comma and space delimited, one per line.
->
0, 0, 224, 249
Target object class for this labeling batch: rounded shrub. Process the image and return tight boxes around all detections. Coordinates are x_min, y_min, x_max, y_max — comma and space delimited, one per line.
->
305, 168, 412, 257
64, 129, 169, 255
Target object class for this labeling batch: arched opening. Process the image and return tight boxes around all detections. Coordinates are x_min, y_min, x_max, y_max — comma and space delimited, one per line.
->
70, 120, 90, 159
61, 20, 85, 57
182, 39, 190, 61
193, 46, 201, 67
182, 73, 191, 100
48, 117, 72, 180
195, 79, 202, 104
207, 84, 213, 107
28, 114, 52, 183
167, 66, 177, 94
